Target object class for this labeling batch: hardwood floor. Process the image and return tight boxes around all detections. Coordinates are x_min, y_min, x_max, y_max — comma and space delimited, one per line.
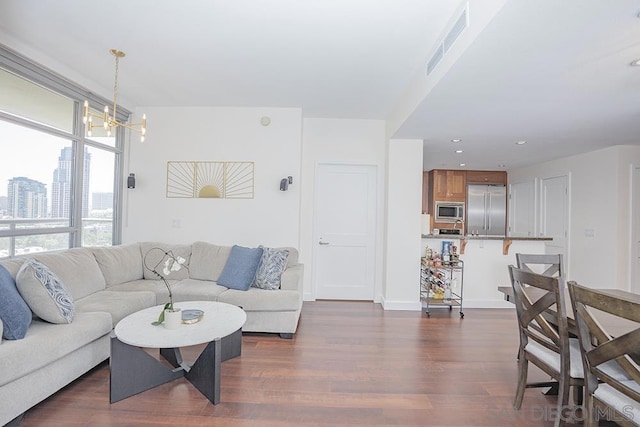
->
18, 302, 594, 426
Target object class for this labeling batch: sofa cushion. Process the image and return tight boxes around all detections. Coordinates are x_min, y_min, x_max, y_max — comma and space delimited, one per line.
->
217, 245, 263, 291
17, 259, 75, 324
75, 290, 157, 327
0, 312, 112, 387
107, 279, 170, 303
170, 278, 228, 302
217, 288, 300, 312
189, 242, 232, 281
0, 264, 32, 340
140, 242, 192, 280
92, 243, 144, 286
32, 248, 106, 300
0, 258, 26, 280
282, 247, 299, 267
253, 246, 289, 290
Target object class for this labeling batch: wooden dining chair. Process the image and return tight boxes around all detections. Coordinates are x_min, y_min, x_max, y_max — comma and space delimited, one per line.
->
567, 281, 640, 426
516, 253, 564, 278
508, 265, 584, 427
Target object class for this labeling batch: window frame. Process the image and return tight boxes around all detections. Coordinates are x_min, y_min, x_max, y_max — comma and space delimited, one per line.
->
0, 44, 128, 253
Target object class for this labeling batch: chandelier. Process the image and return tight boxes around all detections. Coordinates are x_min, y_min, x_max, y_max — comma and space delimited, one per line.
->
82, 49, 147, 142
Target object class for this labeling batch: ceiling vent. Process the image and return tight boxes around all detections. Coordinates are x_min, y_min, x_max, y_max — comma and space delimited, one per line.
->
426, 46, 444, 76
427, 4, 469, 76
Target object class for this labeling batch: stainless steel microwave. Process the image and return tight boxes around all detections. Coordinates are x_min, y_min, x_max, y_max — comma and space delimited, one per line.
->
435, 201, 464, 222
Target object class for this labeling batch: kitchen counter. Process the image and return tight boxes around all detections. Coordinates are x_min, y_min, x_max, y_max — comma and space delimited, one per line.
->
421, 234, 552, 254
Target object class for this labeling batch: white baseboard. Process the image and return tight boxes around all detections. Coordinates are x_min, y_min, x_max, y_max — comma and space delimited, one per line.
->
302, 294, 513, 310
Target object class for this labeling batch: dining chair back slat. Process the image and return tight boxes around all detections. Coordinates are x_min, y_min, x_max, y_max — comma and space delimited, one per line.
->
516, 253, 564, 278
567, 281, 640, 426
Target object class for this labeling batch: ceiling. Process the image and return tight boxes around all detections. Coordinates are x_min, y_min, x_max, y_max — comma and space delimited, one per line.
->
0, 0, 639, 171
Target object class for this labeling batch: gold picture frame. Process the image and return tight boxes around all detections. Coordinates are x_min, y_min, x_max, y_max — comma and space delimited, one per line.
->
166, 161, 254, 199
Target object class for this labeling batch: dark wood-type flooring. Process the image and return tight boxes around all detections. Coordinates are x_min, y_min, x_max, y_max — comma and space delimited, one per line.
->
17, 302, 604, 426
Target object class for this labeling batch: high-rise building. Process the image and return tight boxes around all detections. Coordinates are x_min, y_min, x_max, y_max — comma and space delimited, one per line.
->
0, 196, 7, 217
51, 147, 91, 218
91, 192, 113, 211
7, 177, 47, 218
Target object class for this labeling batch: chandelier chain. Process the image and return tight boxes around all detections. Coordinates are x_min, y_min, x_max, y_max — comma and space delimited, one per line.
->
112, 55, 119, 120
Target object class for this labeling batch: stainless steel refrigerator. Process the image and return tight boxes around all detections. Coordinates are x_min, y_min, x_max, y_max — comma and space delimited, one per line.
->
466, 184, 507, 236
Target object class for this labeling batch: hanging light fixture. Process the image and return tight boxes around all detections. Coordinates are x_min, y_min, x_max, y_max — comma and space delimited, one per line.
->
82, 49, 147, 142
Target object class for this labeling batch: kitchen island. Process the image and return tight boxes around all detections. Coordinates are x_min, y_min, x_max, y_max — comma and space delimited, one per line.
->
420, 234, 553, 309
422, 234, 552, 255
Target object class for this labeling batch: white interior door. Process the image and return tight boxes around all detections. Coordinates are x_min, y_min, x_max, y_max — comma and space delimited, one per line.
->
540, 175, 569, 271
508, 180, 535, 237
631, 166, 640, 293
313, 163, 377, 300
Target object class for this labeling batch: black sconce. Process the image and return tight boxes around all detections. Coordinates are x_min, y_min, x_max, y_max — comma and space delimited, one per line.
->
127, 173, 136, 189
280, 176, 293, 191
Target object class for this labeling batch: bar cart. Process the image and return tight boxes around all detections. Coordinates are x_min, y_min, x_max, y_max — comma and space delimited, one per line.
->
420, 257, 464, 318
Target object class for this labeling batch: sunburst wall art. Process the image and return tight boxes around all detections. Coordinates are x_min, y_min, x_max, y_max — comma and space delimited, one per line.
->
166, 161, 254, 199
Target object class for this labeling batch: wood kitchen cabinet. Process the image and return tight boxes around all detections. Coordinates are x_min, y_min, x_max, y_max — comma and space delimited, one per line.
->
430, 170, 466, 202
422, 172, 430, 213
422, 169, 508, 216
466, 170, 507, 185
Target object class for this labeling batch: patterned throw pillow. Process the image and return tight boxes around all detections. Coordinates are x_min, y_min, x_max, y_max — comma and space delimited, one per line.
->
253, 247, 290, 290
16, 259, 75, 324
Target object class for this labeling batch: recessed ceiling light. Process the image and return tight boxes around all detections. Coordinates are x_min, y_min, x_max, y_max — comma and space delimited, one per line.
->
515, 140, 527, 145
631, 59, 640, 67
455, 150, 463, 154
451, 139, 462, 143
498, 164, 506, 168
459, 163, 466, 167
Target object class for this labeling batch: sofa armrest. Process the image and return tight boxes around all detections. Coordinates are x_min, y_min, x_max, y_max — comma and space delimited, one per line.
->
280, 263, 303, 293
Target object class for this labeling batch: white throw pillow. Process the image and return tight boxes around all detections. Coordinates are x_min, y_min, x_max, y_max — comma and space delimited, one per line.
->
16, 259, 74, 324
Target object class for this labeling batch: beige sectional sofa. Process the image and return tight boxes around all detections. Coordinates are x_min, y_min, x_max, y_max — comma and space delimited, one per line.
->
0, 241, 303, 426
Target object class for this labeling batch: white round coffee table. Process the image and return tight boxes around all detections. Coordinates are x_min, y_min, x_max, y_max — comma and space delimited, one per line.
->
110, 301, 246, 405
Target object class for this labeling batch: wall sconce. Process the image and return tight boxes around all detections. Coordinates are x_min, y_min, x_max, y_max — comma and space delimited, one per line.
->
127, 173, 136, 189
280, 176, 293, 191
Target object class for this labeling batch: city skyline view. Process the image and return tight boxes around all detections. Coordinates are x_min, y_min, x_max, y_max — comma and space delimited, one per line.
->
0, 120, 116, 218
4, 147, 90, 219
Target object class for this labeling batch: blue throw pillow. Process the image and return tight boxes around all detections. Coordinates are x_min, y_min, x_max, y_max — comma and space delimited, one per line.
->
217, 245, 264, 291
0, 264, 32, 339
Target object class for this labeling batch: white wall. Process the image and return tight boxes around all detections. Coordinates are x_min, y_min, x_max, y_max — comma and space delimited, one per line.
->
300, 118, 386, 301
508, 145, 640, 291
123, 107, 302, 248
421, 238, 547, 308
383, 139, 423, 310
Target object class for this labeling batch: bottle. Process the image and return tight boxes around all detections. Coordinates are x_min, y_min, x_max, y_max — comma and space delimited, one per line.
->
443, 250, 450, 265
443, 279, 452, 302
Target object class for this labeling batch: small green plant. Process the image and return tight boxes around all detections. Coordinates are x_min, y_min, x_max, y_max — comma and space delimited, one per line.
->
143, 248, 188, 326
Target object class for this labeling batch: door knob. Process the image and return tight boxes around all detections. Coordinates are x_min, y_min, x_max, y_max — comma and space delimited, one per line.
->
319, 241, 330, 245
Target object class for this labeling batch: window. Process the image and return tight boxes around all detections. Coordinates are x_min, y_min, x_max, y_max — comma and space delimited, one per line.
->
82, 143, 116, 247
0, 49, 126, 258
